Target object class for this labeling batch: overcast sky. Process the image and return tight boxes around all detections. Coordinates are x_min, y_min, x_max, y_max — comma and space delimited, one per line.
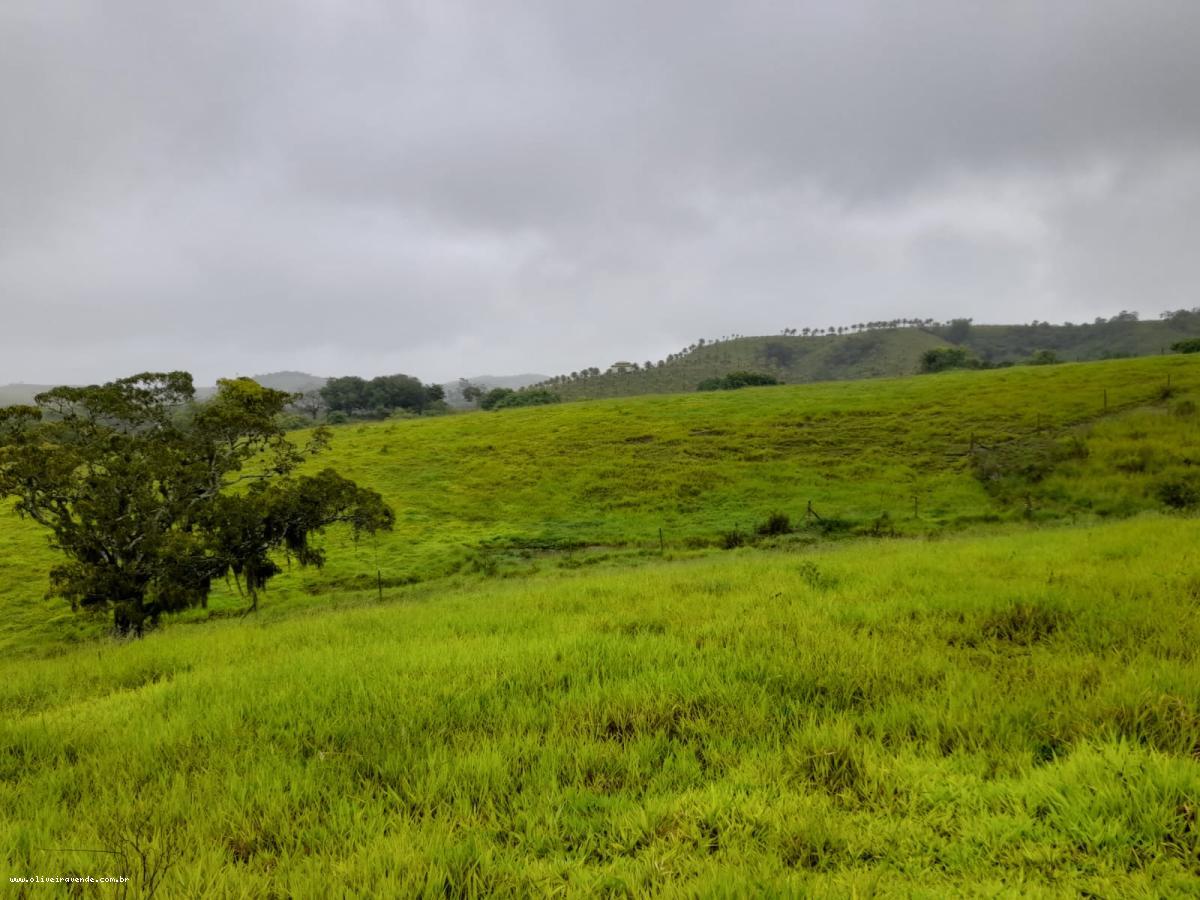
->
3, 1, 1199, 385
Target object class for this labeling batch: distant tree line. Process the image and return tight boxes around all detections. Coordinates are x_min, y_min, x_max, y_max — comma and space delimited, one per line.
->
920, 347, 1064, 373
319, 374, 445, 420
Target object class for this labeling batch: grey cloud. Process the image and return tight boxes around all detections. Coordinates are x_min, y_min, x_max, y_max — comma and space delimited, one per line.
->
2, 1, 1199, 384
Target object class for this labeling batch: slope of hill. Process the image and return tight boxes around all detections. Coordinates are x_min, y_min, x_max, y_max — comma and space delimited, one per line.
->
3, 353, 1197, 654
533, 314, 1200, 402
541, 329, 953, 400
950, 312, 1200, 363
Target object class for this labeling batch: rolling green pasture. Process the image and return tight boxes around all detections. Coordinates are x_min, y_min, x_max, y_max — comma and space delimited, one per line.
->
2, 354, 1199, 895
3, 517, 1199, 896
1, 354, 1198, 656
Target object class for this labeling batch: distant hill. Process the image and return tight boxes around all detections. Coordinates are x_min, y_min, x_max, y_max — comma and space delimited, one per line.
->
945, 314, 1200, 364
532, 312, 1200, 401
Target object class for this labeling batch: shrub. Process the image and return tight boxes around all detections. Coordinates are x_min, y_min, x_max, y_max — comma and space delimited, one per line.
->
1156, 479, 1200, 510
479, 388, 515, 410
755, 511, 793, 536
1171, 338, 1200, 354
919, 348, 980, 373
721, 529, 745, 549
697, 371, 781, 391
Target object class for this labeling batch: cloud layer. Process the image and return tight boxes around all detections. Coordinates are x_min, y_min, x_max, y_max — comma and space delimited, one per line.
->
3, 1, 1199, 383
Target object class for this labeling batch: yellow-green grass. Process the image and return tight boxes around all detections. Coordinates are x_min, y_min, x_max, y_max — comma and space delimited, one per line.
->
1034, 395, 1200, 515
2, 516, 1198, 896
2, 354, 1198, 656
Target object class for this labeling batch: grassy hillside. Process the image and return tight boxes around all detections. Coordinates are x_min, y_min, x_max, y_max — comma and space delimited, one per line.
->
3, 354, 1199, 894
3, 354, 1198, 657
954, 313, 1200, 364
542, 329, 952, 400
532, 314, 1200, 402
3, 517, 1198, 895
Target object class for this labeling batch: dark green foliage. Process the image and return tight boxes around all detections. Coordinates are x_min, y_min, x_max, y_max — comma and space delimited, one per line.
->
1171, 338, 1200, 354
482, 391, 561, 412
697, 371, 781, 391
721, 529, 745, 549
920, 347, 980, 373
319, 375, 371, 415
1155, 479, 1200, 510
0, 373, 393, 634
479, 387, 515, 410
320, 373, 442, 417
755, 512, 792, 536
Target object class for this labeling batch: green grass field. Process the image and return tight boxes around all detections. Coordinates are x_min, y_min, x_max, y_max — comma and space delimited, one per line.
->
3, 518, 1199, 896
3, 354, 1200, 895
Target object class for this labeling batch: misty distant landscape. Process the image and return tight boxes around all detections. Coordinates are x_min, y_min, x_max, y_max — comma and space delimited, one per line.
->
4, 3, 1200, 897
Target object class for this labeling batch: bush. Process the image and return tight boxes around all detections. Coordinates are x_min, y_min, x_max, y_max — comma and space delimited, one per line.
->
1171, 339, 1200, 354
697, 371, 781, 391
479, 388, 515, 410
919, 348, 980, 373
1156, 479, 1200, 510
721, 529, 745, 549
755, 512, 792, 536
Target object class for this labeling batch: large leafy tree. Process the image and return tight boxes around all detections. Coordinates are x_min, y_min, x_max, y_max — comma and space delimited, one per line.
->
0, 372, 393, 635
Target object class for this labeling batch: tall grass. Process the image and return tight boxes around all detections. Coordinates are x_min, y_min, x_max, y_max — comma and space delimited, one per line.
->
2, 517, 1199, 895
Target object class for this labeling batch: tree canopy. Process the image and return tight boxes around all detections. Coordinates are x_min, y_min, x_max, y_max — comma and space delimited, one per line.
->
479, 388, 561, 410
0, 372, 393, 634
919, 347, 980, 373
320, 373, 444, 417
